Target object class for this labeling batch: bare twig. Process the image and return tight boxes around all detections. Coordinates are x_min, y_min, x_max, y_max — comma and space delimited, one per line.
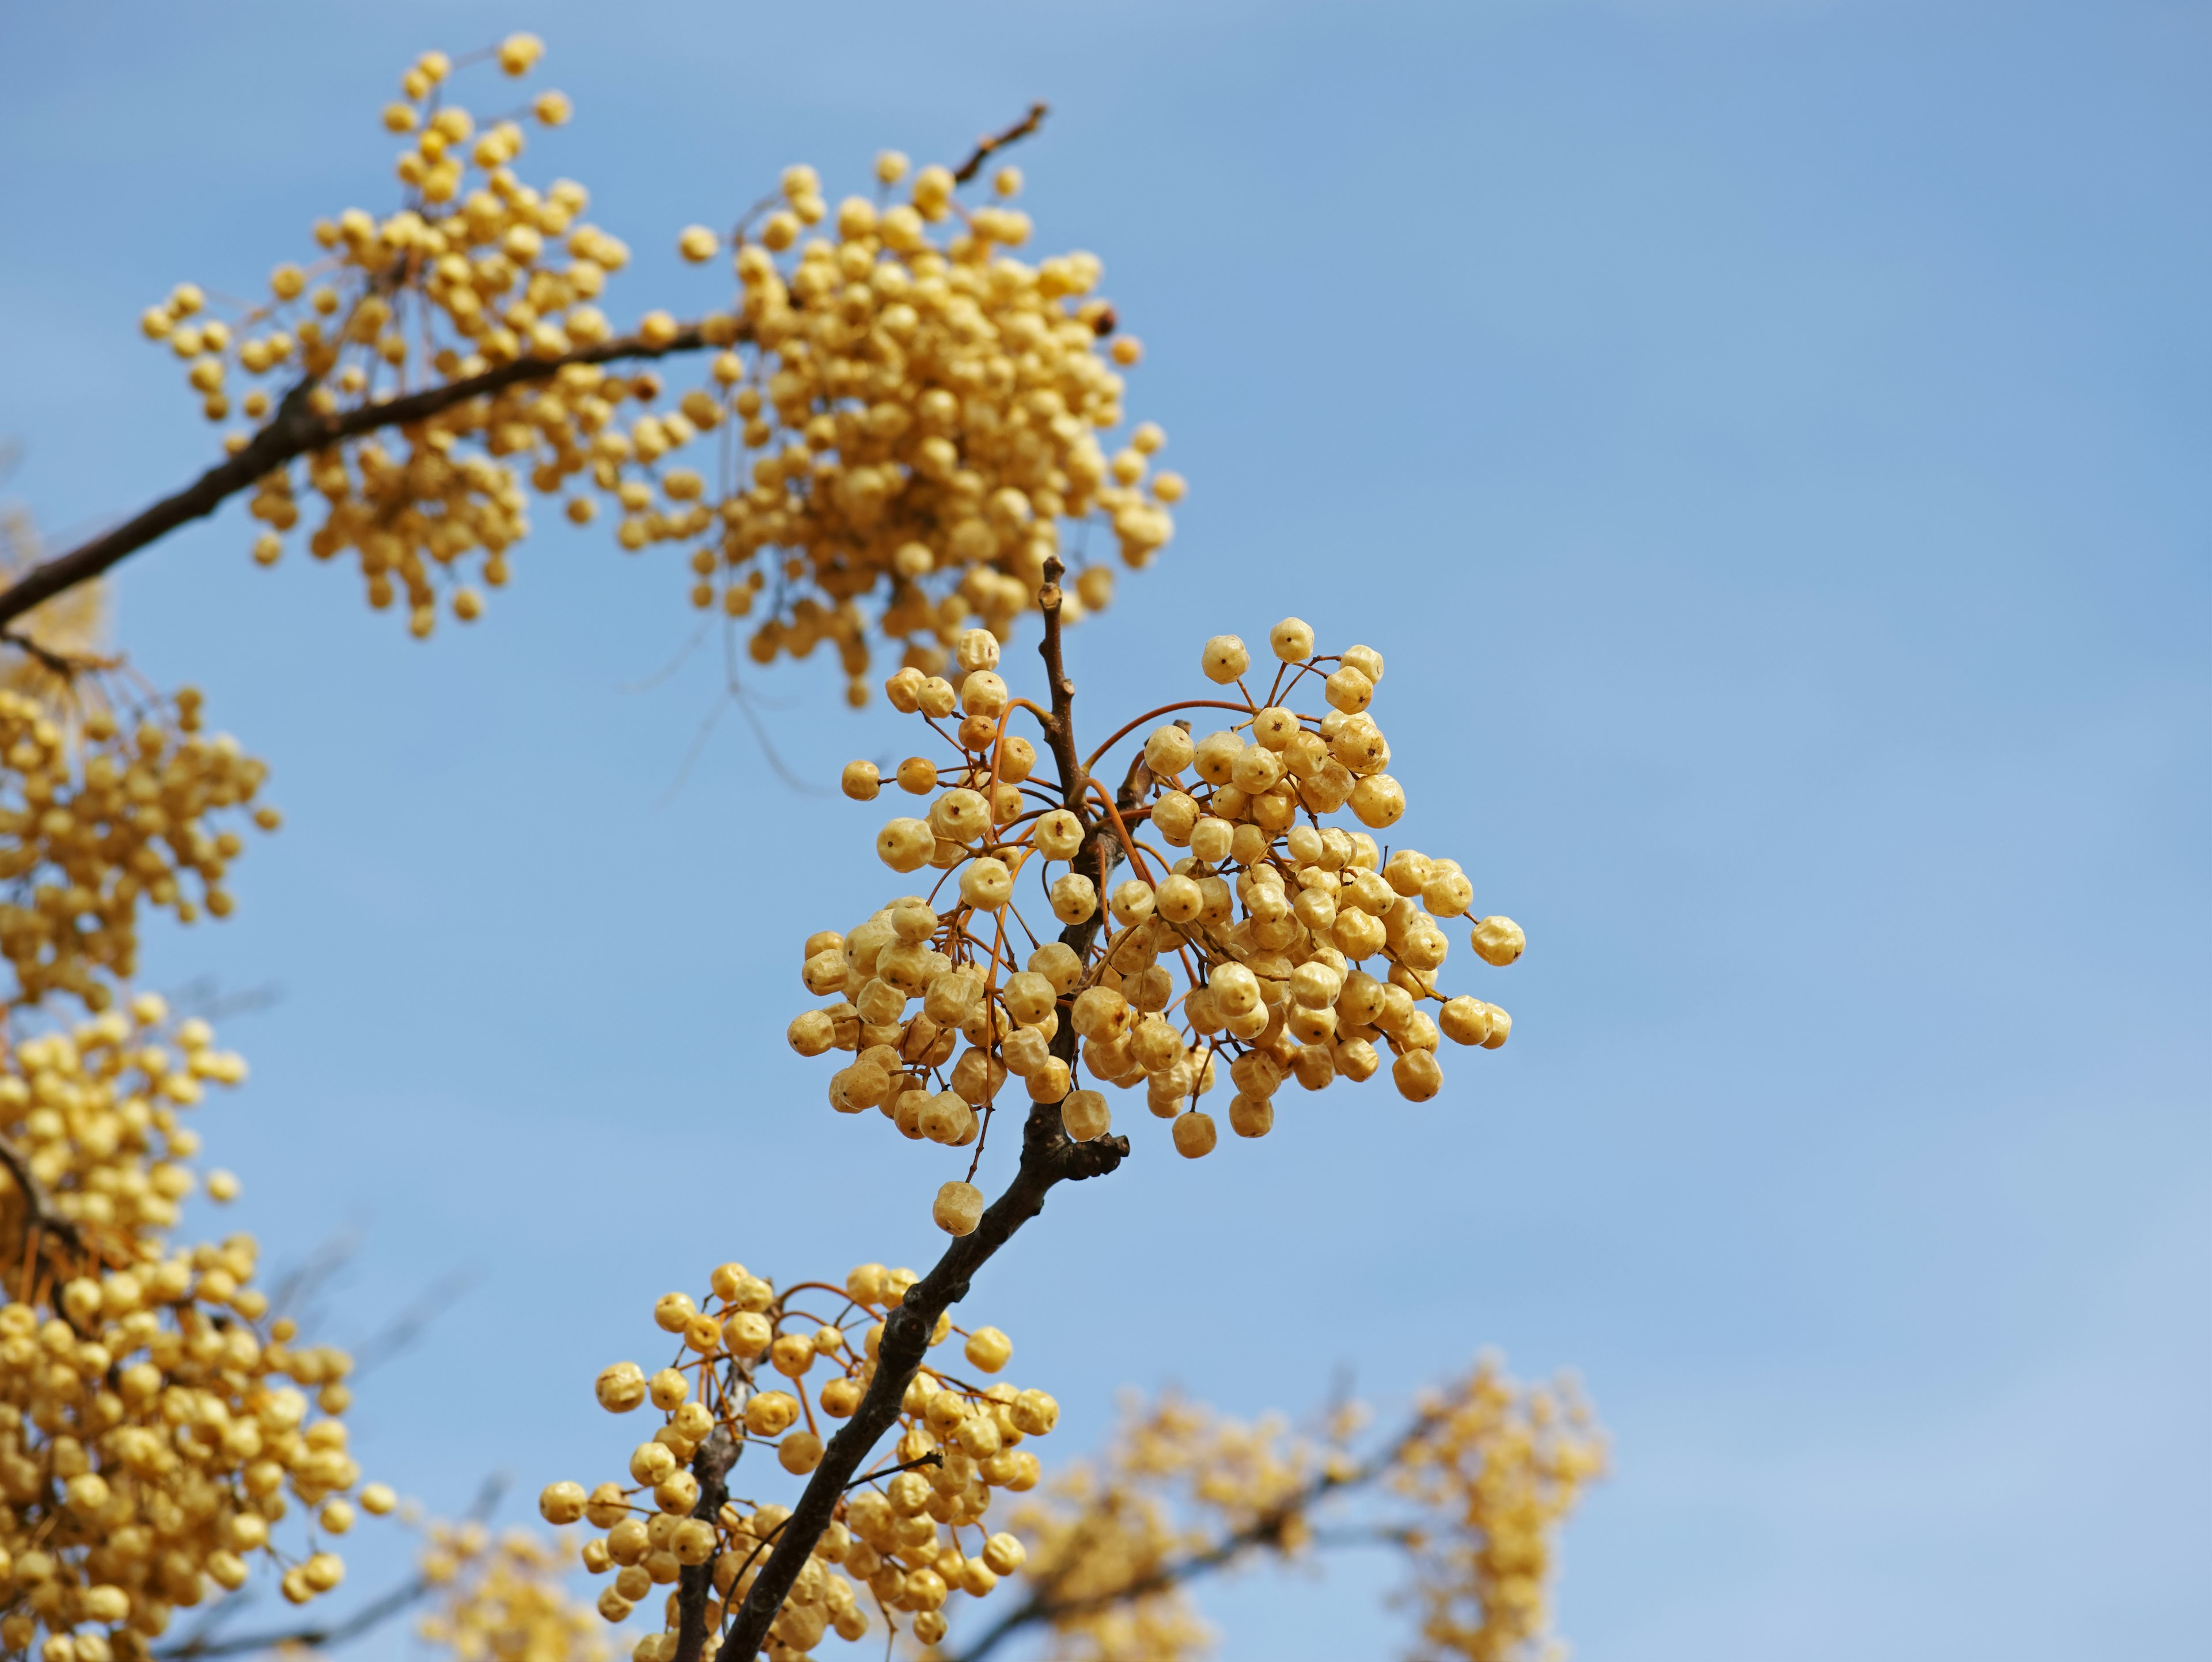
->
349, 1266, 477, 1378
1033, 558, 1086, 817
952, 104, 1050, 185
266, 1222, 368, 1326
165, 975, 287, 1024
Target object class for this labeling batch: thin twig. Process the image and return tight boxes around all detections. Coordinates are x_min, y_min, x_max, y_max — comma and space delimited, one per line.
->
952, 104, 1050, 185
266, 1222, 367, 1326
845, 1452, 943, 1491
165, 975, 287, 1024
0, 630, 109, 679
349, 1266, 477, 1378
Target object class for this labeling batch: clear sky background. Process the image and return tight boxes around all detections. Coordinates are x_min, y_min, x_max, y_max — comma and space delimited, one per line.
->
1, 2, 2206, 1659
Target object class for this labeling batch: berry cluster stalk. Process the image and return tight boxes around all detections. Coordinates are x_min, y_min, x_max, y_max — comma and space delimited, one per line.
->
706, 559, 1128, 1662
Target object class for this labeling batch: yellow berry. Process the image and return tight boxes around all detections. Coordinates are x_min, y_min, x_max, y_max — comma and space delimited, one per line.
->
933, 1180, 983, 1236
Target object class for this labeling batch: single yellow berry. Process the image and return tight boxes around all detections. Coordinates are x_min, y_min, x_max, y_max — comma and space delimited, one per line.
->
933, 1180, 983, 1236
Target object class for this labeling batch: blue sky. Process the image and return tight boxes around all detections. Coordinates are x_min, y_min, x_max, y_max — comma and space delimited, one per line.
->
0, 2, 2206, 1659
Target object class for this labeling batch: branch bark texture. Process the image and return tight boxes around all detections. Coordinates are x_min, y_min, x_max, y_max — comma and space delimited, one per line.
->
673, 1429, 740, 1662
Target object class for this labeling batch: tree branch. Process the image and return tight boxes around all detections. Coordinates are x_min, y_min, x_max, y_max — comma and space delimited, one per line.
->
1032, 555, 1085, 818
0, 1134, 87, 1265
155, 1572, 432, 1661
952, 105, 1050, 185
846, 1451, 942, 1490
709, 1102, 1128, 1662
709, 581, 1127, 1662
0, 322, 726, 631
2, 96, 1053, 631
938, 1404, 1449, 1662
155, 1475, 510, 1660
0, 630, 110, 680
673, 1428, 740, 1662
1031, 556, 1118, 1054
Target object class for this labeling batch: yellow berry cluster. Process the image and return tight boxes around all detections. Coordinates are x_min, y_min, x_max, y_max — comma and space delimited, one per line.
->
539, 1259, 1055, 1659
789, 622, 1521, 1216
0, 992, 245, 1253
644, 153, 1177, 705
1003, 1360, 1603, 1662
1008, 1392, 1347, 1662
1392, 1359, 1607, 1662
0, 684, 274, 1010
142, 39, 610, 639
414, 1520, 610, 1662
0, 1001, 390, 1661
144, 41, 1177, 671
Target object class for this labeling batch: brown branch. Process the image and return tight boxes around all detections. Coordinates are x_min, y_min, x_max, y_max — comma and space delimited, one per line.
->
0, 1135, 86, 1260
672, 1428, 740, 1662
705, 577, 1127, 1662
0, 323, 727, 631
0, 630, 110, 680
1032, 557, 1117, 1065
952, 104, 1050, 185
938, 1403, 1450, 1662
1033, 556, 1085, 817
707, 1103, 1127, 1662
